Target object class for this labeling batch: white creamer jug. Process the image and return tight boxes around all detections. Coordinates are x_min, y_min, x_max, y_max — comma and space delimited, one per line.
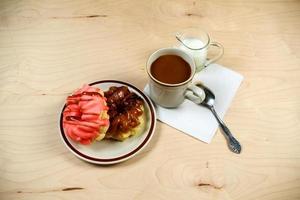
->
176, 28, 224, 72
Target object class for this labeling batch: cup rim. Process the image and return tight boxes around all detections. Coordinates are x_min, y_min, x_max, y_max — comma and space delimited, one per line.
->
146, 47, 196, 87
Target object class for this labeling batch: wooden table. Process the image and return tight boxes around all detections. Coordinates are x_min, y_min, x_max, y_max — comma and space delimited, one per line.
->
1, 0, 299, 199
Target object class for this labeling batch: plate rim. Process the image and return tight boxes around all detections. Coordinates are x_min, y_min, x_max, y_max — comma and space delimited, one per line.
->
59, 80, 156, 164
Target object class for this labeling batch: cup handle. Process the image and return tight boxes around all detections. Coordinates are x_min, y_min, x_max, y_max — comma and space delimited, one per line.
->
205, 41, 224, 67
185, 82, 206, 104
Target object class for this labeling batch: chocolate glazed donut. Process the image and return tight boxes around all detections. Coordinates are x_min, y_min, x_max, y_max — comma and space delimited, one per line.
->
104, 86, 144, 140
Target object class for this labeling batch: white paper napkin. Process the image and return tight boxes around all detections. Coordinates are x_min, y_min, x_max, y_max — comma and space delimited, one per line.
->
144, 64, 243, 143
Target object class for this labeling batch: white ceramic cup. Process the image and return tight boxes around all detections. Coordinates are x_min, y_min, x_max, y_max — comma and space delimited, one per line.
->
146, 48, 205, 108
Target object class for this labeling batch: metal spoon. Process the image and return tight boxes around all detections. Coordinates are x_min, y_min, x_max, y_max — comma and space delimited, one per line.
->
195, 83, 242, 154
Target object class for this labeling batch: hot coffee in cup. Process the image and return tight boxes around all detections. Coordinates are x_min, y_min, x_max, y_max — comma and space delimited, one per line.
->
150, 55, 191, 84
146, 48, 205, 108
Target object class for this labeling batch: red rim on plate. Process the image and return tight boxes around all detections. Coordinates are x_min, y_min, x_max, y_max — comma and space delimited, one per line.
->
59, 80, 156, 164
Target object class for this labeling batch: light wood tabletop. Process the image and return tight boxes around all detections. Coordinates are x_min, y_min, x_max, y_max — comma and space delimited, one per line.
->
1, 0, 300, 199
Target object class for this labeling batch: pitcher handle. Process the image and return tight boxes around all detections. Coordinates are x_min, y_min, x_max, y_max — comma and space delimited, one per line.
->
205, 42, 224, 67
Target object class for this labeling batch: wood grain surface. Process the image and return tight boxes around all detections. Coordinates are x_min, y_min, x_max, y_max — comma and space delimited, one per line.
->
0, 0, 300, 199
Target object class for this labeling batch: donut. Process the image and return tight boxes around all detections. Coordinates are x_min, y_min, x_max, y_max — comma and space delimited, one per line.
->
104, 86, 145, 141
63, 84, 110, 145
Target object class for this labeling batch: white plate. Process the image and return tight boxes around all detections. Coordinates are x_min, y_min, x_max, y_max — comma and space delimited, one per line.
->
59, 80, 156, 165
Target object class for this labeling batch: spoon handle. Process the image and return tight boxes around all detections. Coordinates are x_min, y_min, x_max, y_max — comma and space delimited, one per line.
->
209, 106, 242, 154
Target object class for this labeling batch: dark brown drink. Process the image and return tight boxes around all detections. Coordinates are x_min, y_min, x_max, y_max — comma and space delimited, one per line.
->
150, 55, 191, 84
